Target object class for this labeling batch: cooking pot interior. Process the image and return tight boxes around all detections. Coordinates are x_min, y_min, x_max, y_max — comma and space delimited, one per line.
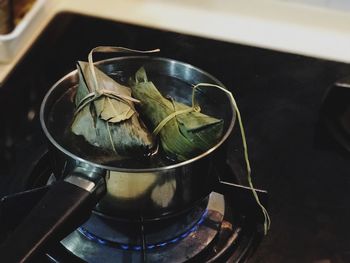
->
41, 56, 235, 170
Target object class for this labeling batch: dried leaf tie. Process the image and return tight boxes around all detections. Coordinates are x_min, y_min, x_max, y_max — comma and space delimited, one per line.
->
192, 83, 271, 235
74, 89, 140, 116
153, 104, 201, 135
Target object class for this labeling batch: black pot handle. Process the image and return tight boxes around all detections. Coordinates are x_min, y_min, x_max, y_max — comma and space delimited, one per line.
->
0, 166, 105, 263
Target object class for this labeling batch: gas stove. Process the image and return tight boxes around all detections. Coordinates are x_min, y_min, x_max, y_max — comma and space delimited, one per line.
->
1, 11, 350, 263
0, 147, 263, 262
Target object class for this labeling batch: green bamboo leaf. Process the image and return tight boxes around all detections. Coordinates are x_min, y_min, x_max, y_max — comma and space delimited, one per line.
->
71, 106, 97, 143
71, 62, 155, 158
77, 61, 135, 122
131, 67, 224, 161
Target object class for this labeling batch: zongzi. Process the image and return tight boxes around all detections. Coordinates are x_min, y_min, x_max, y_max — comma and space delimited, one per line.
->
131, 67, 224, 161
71, 62, 155, 159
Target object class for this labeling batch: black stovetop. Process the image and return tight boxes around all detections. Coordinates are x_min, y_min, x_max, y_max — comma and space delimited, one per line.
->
1, 12, 350, 263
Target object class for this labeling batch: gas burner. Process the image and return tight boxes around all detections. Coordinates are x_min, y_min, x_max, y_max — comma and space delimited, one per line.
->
79, 198, 210, 249
61, 193, 224, 262
1, 150, 263, 262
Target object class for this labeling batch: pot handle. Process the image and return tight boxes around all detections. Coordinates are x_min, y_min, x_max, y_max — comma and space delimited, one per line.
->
0, 166, 105, 263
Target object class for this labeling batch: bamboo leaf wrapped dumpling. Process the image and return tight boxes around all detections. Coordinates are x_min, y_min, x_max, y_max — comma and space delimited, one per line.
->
131, 67, 224, 161
71, 62, 155, 158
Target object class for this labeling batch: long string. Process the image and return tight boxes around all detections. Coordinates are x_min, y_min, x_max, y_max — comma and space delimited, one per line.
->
195, 83, 271, 234
153, 82, 271, 234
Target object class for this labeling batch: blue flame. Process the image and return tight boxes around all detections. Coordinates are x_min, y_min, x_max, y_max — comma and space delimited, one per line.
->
78, 210, 208, 251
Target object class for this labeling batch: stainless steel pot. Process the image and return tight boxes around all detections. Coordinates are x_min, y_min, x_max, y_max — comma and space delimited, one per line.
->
0, 56, 236, 262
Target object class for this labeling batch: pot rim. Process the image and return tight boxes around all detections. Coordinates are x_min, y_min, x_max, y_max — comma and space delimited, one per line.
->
40, 56, 236, 173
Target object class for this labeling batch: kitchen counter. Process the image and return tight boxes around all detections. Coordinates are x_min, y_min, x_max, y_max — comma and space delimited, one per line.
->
1, 0, 350, 85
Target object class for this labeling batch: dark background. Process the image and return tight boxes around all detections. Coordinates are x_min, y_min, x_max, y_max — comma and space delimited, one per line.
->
0, 12, 350, 263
